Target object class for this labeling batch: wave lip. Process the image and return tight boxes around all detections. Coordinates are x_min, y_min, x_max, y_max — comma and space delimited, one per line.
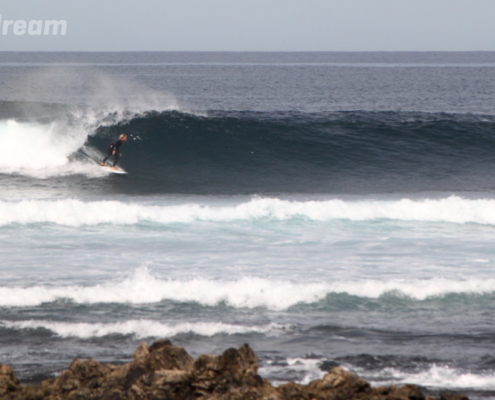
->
2, 268, 495, 309
0, 268, 328, 309
0, 319, 285, 339
3, 196, 495, 227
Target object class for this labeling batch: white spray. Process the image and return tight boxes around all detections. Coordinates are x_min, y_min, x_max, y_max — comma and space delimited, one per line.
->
0, 67, 188, 178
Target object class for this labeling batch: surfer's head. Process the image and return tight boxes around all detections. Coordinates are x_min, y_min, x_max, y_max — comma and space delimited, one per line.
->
119, 134, 128, 141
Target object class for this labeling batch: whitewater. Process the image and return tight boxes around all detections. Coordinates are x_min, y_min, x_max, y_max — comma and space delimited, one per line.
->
2, 195, 495, 226
2, 52, 495, 399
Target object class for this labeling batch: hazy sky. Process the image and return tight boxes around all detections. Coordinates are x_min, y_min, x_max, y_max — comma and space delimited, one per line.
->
0, 0, 494, 51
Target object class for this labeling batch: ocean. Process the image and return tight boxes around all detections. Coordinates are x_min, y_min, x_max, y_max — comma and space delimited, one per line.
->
1, 51, 495, 398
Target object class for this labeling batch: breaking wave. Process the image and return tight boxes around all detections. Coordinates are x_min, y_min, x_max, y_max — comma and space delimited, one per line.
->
2, 196, 495, 227
1, 267, 495, 309
2, 104, 495, 194
0, 319, 286, 339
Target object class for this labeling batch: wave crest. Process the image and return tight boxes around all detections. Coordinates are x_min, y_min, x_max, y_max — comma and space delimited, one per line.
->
1, 267, 495, 309
2, 196, 495, 227
0, 319, 285, 339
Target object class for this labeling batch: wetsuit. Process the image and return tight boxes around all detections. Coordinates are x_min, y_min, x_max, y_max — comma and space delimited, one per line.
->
102, 139, 123, 167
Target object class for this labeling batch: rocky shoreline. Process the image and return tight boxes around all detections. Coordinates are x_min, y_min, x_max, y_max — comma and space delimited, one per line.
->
0, 340, 468, 400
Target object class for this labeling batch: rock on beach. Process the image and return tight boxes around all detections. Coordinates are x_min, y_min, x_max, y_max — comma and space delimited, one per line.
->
0, 340, 469, 400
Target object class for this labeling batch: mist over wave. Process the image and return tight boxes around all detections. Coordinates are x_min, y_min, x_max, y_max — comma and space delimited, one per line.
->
0, 68, 189, 179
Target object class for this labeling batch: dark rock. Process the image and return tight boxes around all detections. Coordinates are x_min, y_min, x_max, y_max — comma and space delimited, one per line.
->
440, 392, 470, 400
309, 366, 370, 391
54, 369, 80, 393
277, 381, 308, 400
0, 365, 20, 396
131, 340, 194, 373
0, 341, 470, 400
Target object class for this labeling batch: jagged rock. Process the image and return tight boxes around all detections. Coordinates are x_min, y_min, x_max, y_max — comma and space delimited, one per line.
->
278, 367, 423, 400
0, 341, 469, 400
0, 365, 20, 397
190, 344, 274, 400
131, 339, 194, 373
309, 366, 370, 391
148, 339, 194, 372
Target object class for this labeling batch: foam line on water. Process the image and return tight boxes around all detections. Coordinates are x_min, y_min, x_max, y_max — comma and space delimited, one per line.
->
360, 365, 495, 390
0, 319, 285, 339
1, 267, 495, 309
3, 195, 495, 226
0, 268, 327, 309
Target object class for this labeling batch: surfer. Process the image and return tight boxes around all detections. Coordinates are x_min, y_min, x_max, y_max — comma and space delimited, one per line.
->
101, 134, 128, 169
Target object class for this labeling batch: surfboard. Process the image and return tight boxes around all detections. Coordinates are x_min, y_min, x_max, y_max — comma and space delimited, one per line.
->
80, 151, 128, 174
101, 165, 128, 175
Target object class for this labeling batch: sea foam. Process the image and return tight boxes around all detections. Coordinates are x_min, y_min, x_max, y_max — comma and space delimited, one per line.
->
0, 80, 186, 178
1, 267, 495, 309
0, 119, 96, 178
0, 319, 285, 339
2, 196, 495, 226
361, 364, 495, 390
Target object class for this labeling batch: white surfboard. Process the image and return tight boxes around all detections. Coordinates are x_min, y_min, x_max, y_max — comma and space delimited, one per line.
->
82, 152, 128, 175
101, 165, 127, 174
